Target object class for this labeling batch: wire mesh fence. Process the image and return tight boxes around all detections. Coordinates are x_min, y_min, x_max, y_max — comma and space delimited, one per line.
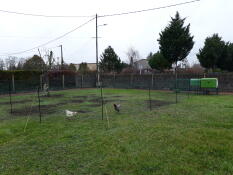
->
0, 80, 9, 95
1, 71, 223, 124
1, 72, 232, 95
0, 84, 194, 125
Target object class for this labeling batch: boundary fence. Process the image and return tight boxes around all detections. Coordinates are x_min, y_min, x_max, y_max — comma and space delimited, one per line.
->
1, 72, 233, 94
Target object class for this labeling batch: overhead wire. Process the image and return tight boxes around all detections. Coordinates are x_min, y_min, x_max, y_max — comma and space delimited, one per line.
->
0, 35, 96, 39
0, 0, 201, 56
0, 9, 94, 18
0, 0, 201, 19
99, 0, 200, 17
0, 17, 95, 56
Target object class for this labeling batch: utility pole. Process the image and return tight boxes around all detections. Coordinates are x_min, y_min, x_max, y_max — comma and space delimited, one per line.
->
37, 48, 42, 58
38, 48, 43, 90
96, 14, 100, 87
59, 45, 65, 89
59, 45, 64, 70
38, 48, 43, 72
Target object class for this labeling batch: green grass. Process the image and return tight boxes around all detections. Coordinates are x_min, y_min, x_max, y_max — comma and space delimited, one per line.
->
0, 88, 233, 175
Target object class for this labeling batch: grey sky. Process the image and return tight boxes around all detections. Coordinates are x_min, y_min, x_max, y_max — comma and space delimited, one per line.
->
0, 0, 232, 65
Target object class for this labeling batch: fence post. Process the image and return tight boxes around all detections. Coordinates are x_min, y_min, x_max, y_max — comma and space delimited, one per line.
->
48, 76, 50, 89
11, 74, 15, 93
130, 74, 133, 88
40, 74, 43, 90
81, 75, 84, 88
37, 87, 42, 123
75, 74, 78, 88
113, 73, 116, 88
101, 85, 104, 120
151, 73, 154, 89
149, 87, 152, 111
62, 74, 65, 89
8, 80, 13, 114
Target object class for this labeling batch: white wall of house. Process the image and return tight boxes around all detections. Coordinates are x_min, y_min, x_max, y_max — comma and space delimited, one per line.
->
134, 59, 151, 70
74, 63, 97, 71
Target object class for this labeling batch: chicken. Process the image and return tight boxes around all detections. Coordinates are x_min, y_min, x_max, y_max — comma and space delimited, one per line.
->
65, 110, 78, 117
113, 104, 121, 112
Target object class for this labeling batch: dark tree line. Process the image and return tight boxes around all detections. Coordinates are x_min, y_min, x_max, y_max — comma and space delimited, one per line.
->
148, 12, 194, 71
99, 46, 128, 73
197, 34, 233, 72
147, 12, 233, 73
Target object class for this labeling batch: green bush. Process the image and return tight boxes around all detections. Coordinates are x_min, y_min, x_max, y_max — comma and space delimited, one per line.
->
0, 70, 41, 80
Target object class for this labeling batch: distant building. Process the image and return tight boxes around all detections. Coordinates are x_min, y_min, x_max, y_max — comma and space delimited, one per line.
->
74, 63, 97, 71
133, 59, 151, 74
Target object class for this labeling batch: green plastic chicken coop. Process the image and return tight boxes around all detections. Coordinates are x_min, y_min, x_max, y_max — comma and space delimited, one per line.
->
200, 78, 218, 88
190, 79, 201, 87
189, 78, 218, 94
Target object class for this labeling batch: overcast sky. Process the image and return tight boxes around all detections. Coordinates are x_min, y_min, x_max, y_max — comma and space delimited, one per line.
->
0, 0, 232, 65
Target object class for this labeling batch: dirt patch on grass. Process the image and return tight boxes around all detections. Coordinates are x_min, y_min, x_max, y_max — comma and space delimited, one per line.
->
56, 102, 68, 106
88, 98, 116, 103
87, 103, 102, 107
104, 100, 116, 103
88, 98, 102, 103
72, 94, 98, 100
41, 94, 64, 98
146, 100, 174, 108
77, 110, 90, 113
9, 102, 67, 117
87, 99, 121, 107
111, 95, 123, 98
70, 99, 85, 104
73, 95, 88, 99
0, 99, 32, 105
8, 100, 92, 117
10, 105, 56, 116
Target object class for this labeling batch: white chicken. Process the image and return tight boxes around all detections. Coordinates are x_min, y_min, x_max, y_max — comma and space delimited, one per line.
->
65, 110, 78, 117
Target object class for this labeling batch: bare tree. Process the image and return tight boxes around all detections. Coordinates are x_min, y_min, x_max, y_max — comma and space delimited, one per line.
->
46, 51, 56, 70
5, 56, 17, 70
178, 58, 190, 69
0, 59, 5, 70
17, 58, 26, 70
39, 48, 55, 70
126, 47, 140, 67
57, 57, 61, 69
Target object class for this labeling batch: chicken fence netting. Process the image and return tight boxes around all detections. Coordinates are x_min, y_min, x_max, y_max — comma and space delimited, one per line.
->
0, 73, 216, 95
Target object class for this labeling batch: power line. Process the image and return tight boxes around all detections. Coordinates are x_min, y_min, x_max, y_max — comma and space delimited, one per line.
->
0, 0, 200, 19
0, 36, 98, 39
0, 9, 94, 18
0, 17, 95, 56
0, 0, 201, 56
99, 0, 201, 17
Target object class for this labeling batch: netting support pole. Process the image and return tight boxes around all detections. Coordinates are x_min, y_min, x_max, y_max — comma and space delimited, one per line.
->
188, 79, 190, 98
12, 74, 15, 93
8, 80, 13, 114
62, 74, 65, 89
37, 87, 42, 123
81, 75, 84, 88
175, 64, 178, 104
151, 73, 154, 89
130, 74, 133, 89
101, 85, 104, 120
75, 74, 78, 88
113, 72, 116, 88
149, 87, 152, 111
40, 74, 43, 90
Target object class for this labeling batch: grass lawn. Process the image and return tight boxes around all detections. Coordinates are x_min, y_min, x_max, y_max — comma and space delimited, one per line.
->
0, 88, 233, 175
